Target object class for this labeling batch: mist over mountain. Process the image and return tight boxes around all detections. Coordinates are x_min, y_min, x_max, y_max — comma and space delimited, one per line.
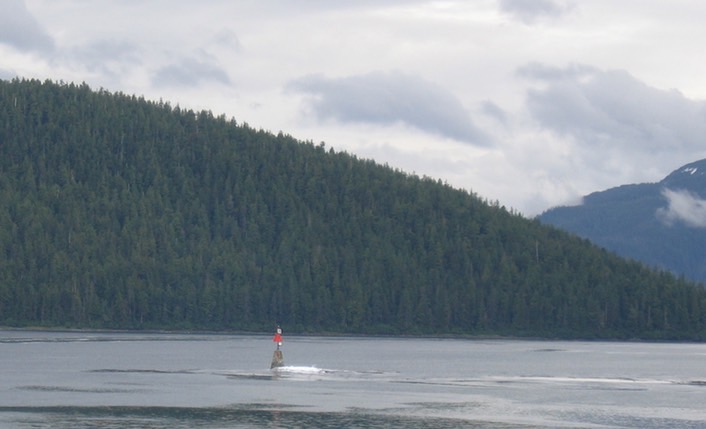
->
539, 159, 706, 285
2, 78, 705, 340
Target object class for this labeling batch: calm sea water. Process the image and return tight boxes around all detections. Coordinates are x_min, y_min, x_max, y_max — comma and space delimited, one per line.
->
1, 330, 705, 428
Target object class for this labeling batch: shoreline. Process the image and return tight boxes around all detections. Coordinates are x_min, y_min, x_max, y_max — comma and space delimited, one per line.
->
1, 326, 702, 344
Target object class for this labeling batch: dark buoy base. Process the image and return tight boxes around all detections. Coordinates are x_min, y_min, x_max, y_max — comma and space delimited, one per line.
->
270, 350, 284, 369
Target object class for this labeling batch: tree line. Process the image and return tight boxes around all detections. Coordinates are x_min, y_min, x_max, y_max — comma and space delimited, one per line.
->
1, 78, 705, 340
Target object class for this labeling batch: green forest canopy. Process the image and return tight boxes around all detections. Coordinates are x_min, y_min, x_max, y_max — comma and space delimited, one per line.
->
1, 78, 705, 340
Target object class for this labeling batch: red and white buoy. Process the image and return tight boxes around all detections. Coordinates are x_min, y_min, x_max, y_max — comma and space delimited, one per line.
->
270, 324, 284, 369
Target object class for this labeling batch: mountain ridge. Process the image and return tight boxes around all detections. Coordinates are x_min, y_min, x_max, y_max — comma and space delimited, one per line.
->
539, 158, 706, 284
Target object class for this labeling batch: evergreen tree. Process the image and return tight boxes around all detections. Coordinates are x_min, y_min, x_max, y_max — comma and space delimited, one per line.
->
0, 78, 705, 340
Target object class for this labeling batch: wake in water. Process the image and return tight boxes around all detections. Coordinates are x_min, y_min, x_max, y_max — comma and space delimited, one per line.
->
273, 365, 328, 374
82, 365, 706, 392
222, 365, 390, 382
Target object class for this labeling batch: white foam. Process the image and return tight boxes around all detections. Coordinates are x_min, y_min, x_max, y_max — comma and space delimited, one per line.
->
274, 365, 325, 374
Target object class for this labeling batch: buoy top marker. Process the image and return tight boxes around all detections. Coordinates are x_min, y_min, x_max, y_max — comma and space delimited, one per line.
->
270, 324, 285, 369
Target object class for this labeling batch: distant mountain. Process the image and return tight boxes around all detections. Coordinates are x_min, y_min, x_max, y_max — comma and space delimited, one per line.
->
539, 159, 706, 285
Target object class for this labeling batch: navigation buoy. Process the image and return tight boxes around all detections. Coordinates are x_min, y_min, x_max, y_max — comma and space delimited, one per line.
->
270, 325, 284, 369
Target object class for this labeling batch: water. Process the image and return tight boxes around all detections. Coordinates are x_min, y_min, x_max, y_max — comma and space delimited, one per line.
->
1, 331, 706, 428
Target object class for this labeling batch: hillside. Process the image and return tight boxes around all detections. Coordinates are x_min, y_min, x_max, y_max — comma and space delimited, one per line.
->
1, 78, 706, 340
539, 159, 706, 285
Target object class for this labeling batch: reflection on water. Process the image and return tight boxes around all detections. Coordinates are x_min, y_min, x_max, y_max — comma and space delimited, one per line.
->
1, 405, 523, 429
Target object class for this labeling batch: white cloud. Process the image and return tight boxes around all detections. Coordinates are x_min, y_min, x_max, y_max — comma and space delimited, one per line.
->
656, 188, 706, 228
521, 64, 706, 152
480, 101, 508, 125
517, 62, 596, 82
65, 40, 141, 80
0, 68, 15, 80
518, 63, 706, 187
152, 58, 232, 88
498, 0, 574, 24
0, 0, 54, 53
287, 71, 490, 146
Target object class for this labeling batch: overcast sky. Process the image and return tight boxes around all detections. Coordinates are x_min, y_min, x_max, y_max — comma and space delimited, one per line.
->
3, 0, 706, 216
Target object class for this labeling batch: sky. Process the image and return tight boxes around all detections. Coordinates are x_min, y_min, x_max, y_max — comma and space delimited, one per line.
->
2, 0, 706, 216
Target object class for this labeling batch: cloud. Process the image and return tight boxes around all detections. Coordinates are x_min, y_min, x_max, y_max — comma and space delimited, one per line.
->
517, 62, 596, 81
68, 40, 142, 78
481, 100, 508, 124
152, 58, 231, 88
288, 71, 490, 146
211, 30, 242, 52
498, 0, 573, 24
0, 0, 54, 53
0, 68, 16, 80
656, 188, 706, 228
520, 63, 706, 153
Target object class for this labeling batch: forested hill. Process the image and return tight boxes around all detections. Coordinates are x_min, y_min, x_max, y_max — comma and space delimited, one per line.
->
1, 79, 705, 340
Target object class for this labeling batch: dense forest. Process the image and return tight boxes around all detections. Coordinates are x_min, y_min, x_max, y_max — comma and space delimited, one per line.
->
1, 78, 705, 340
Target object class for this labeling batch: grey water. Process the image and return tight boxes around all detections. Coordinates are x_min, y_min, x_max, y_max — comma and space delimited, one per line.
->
1, 331, 706, 428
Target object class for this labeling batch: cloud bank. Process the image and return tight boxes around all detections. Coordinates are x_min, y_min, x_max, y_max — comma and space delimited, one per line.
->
520, 64, 706, 152
153, 58, 231, 88
657, 188, 706, 228
288, 71, 489, 146
498, 0, 573, 24
0, 0, 54, 53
